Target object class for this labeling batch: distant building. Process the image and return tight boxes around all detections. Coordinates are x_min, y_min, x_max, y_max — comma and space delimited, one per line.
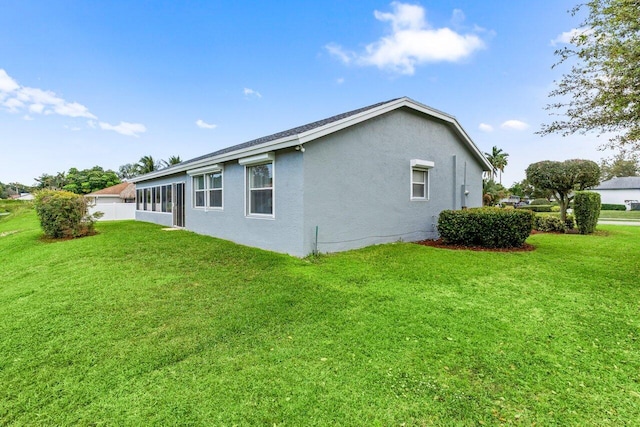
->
592, 177, 640, 210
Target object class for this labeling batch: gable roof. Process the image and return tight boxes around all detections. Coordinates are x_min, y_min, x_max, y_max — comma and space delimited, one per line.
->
594, 176, 640, 190
86, 182, 136, 198
132, 97, 492, 182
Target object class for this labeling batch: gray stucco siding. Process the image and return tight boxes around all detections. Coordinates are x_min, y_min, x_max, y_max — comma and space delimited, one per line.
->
185, 149, 305, 256
302, 108, 484, 254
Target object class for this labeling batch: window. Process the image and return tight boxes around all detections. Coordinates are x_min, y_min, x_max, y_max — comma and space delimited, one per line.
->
136, 185, 173, 212
410, 159, 434, 201
412, 169, 427, 199
247, 163, 273, 216
192, 170, 223, 209
193, 175, 206, 207
208, 172, 222, 208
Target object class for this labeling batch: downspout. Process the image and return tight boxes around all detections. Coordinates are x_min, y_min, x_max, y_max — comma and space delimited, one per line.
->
452, 155, 457, 210
461, 161, 467, 209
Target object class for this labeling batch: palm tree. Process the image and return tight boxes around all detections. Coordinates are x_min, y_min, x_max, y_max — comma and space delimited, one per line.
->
161, 155, 182, 168
484, 146, 509, 184
137, 155, 160, 175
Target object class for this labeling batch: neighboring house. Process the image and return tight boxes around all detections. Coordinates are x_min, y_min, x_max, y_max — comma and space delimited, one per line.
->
132, 97, 492, 256
86, 182, 136, 220
592, 177, 640, 210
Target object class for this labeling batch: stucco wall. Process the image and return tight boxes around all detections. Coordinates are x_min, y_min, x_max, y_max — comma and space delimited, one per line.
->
186, 149, 305, 256
301, 108, 484, 255
594, 189, 640, 209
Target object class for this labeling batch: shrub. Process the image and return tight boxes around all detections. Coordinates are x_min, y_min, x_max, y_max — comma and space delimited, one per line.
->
533, 215, 566, 232
551, 206, 560, 212
530, 198, 549, 205
574, 191, 601, 234
565, 214, 575, 230
601, 204, 626, 211
438, 207, 534, 248
33, 190, 97, 239
517, 205, 553, 212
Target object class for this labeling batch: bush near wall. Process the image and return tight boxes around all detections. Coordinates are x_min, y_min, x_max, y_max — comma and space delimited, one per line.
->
438, 207, 534, 248
574, 191, 601, 235
33, 190, 97, 239
601, 204, 626, 211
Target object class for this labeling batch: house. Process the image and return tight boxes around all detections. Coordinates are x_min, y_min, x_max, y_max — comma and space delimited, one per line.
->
85, 182, 136, 220
131, 97, 492, 256
592, 177, 640, 210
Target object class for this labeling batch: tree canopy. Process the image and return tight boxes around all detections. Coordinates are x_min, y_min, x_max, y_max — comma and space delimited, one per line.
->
599, 151, 640, 180
539, 0, 640, 150
525, 159, 600, 221
35, 167, 120, 195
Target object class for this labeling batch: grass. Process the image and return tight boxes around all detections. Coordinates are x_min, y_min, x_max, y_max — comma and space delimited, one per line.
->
1, 204, 639, 425
599, 210, 640, 220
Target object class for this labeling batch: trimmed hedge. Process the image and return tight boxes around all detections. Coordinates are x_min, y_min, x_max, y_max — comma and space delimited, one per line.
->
517, 205, 553, 212
438, 207, 534, 248
33, 190, 96, 238
601, 204, 626, 211
574, 191, 601, 234
530, 198, 550, 205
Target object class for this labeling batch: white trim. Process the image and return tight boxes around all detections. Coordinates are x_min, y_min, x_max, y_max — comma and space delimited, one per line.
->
186, 164, 222, 176
245, 159, 275, 219
238, 152, 275, 166
410, 159, 435, 169
132, 97, 492, 183
410, 167, 430, 201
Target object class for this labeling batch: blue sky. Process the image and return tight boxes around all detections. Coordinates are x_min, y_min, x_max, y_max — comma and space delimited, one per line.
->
0, 0, 611, 187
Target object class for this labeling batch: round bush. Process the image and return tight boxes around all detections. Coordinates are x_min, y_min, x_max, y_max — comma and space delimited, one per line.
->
33, 190, 96, 238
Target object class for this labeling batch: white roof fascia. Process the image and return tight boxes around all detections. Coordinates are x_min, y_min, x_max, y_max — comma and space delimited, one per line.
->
297, 97, 493, 171
133, 96, 492, 181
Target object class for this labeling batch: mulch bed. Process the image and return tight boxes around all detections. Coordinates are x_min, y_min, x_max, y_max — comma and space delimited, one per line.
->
415, 239, 536, 252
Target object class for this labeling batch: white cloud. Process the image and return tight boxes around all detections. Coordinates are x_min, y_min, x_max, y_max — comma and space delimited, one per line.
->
196, 119, 217, 129
550, 27, 592, 46
0, 69, 19, 92
243, 88, 262, 98
326, 2, 486, 75
99, 121, 147, 137
336, 77, 345, 84
501, 120, 529, 130
479, 123, 493, 132
0, 68, 144, 136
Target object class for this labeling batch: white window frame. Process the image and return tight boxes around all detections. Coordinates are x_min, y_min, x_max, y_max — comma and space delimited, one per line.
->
193, 175, 207, 208
410, 159, 434, 201
206, 170, 223, 210
188, 164, 224, 211
240, 152, 275, 219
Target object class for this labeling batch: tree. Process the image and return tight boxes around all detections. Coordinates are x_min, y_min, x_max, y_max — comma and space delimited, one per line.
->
599, 151, 640, 180
61, 166, 120, 194
161, 155, 182, 167
525, 159, 600, 222
137, 155, 161, 174
482, 179, 507, 206
118, 163, 140, 180
539, 0, 640, 150
484, 146, 509, 184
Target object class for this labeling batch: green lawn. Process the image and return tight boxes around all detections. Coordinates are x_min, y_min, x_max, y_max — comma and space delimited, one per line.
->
599, 210, 640, 220
1, 206, 639, 425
